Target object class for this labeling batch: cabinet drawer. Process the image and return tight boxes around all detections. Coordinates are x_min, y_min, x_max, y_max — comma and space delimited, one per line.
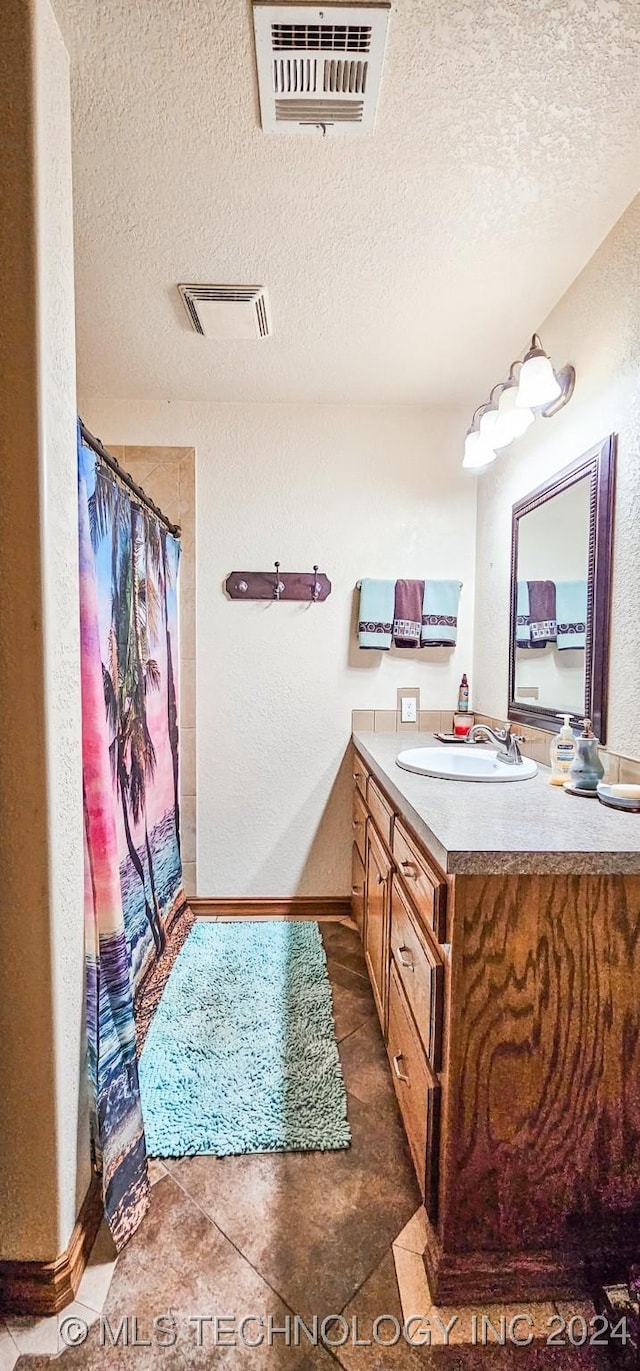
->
367, 776, 394, 851
393, 818, 447, 941
352, 790, 368, 863
352, 755, 368, 799
351, 842, 365, 938
387, 964, 441, 1218
390, 877, 444, 1071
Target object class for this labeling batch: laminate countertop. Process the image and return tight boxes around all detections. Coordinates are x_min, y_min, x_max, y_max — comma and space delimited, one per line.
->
352, 731, 640, 875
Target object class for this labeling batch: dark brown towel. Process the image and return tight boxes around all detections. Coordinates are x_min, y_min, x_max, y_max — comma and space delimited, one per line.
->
393, 579, 425, 648
527, 580, 557, 647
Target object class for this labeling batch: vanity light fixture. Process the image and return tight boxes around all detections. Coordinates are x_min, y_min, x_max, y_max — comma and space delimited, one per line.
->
462, 334, 575, 470
516, 334, 561, 409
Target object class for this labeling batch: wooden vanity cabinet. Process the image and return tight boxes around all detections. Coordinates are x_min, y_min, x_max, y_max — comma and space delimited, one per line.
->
351, 741, 640, 1305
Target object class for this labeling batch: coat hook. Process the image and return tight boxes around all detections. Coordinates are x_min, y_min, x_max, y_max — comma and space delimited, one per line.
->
312, 565, 320, 602
274, 561, 284, 600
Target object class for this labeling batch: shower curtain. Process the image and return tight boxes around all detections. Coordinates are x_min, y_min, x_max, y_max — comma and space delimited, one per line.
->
78, 424, 189, 1246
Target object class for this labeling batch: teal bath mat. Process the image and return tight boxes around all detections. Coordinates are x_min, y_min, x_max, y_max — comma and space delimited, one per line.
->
139, 920, 351, 1156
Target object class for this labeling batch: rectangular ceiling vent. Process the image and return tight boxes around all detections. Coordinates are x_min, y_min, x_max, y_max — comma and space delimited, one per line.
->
253, 4, 390, 134
178, 284, 272, 339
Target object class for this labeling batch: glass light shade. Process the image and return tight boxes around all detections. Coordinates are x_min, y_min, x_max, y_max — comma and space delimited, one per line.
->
479, 405, 514, 450
516, 353, 561, 409
462, 429, 498, 470
497, 384, 534, 437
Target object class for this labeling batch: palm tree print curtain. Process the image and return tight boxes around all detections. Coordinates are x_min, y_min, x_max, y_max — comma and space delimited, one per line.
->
78, 425, 187, 1246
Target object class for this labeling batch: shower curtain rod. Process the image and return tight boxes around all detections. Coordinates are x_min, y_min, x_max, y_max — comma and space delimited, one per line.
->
79, 419, 182, 538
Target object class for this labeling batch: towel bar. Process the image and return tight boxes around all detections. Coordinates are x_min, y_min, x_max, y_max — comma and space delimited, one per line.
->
355, 580, 463, 590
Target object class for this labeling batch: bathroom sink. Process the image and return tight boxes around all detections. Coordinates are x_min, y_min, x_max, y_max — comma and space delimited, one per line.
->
396, 745, 537, 783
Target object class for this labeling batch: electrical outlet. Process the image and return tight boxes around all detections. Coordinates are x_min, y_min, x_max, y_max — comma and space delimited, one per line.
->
397, 687, 420, 729
401, 696, 417, 723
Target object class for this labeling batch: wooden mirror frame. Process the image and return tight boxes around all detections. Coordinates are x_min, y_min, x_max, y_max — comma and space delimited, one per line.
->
508, 434, 616, 743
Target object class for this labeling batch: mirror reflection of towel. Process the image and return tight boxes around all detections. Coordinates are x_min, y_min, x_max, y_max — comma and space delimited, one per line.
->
516, 581, 531, 647
556, 580, 587, 649
528, 580, 557, 647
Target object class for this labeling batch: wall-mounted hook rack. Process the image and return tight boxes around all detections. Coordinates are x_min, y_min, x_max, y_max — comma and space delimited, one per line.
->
225, 566, 332, 602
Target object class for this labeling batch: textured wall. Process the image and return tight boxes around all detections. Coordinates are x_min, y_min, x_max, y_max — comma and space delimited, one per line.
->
0, 0, 88, 1260
473, 196, 640, 755
80, 400, 477, 897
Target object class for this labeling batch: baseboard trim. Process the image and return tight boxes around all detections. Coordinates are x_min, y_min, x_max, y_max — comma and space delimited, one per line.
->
0, 1174, 104, 1317
189, 896, 352, 921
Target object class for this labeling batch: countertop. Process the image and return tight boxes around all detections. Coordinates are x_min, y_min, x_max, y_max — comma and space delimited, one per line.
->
352, 731, 640, 875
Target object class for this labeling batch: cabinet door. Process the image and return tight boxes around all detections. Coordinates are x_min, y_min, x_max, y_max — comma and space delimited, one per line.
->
352, 789, 368, 864
351, 842, 365, 939
365, 825, 391, 1031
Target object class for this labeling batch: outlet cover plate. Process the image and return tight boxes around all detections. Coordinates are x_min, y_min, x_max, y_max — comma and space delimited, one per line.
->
397, 687, 420, 731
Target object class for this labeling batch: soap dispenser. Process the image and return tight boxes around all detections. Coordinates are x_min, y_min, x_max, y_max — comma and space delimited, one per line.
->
549, 714, 577, 786
566, 719, 605, 795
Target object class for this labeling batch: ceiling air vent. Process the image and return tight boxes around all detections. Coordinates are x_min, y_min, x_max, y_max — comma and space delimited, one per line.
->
253, 4, 390, 134
178, 284, 272, 339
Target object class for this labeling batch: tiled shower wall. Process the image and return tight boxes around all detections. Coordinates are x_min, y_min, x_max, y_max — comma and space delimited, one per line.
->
108, 445, 196, 895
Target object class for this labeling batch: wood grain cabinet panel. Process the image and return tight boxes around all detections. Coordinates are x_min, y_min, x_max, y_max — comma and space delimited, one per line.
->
351, 842, 365, 938
352, 789, 367, 864
364, 824, 391, 1030
366, 776, 394, 852
352, 758, 368, 800
387, 964, 440, 1219
389, 876, 444, 1071
393, 817, 447, 941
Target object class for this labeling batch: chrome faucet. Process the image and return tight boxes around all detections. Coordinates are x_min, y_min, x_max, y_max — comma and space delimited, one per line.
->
466, 723, 523, 766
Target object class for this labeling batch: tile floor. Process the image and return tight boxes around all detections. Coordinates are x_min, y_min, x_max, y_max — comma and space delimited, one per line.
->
2, 919, 627, 1369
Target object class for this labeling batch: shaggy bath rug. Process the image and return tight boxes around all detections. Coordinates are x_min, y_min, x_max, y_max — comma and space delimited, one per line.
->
139, 920, 351, 1156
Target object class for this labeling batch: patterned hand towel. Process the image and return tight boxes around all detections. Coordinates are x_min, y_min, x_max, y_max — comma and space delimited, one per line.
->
358, 579, 394, 649
556, 581, 587, 650
516, 580, 531, 648
528, 580, 557, 647
421, 580, 461, 646
393, 579, 425, 648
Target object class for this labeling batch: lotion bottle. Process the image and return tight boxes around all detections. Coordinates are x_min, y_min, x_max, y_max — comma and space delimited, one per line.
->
457, 673, 469, 712
549, 714, 576, 785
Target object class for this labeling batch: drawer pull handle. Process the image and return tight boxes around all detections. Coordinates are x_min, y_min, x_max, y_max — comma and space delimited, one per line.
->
397, 946, 414, 971
392, 1053, 409, 1083
352, 819, 361, 829
401, 860, 418, 880
351, 884, 362, 896
376, 872, 387, 885
353, 772, 363, 781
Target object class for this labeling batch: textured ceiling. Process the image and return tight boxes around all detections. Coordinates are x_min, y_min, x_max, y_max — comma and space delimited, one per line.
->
54, 0, 639, 406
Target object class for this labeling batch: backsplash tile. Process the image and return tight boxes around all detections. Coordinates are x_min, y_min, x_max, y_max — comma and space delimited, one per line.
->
619, 756, 640, 785
373, 710, 397, 732
352, 710, 375, 732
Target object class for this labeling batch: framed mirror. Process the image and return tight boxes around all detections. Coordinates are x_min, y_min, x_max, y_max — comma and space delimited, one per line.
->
508, 434, 616, 742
